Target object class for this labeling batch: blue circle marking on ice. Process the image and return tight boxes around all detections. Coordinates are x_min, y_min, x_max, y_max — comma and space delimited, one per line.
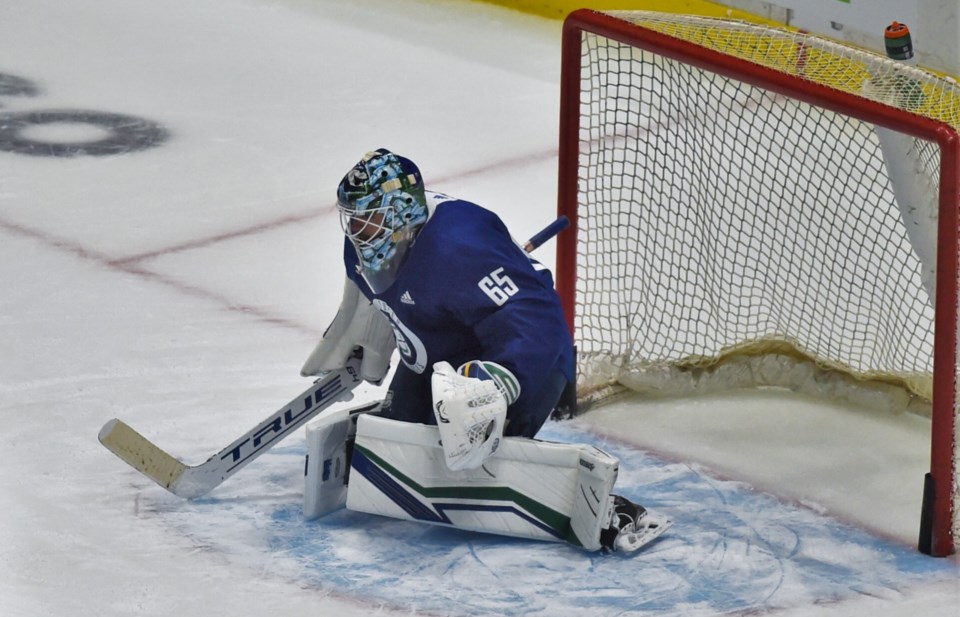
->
157, 423, 958, 617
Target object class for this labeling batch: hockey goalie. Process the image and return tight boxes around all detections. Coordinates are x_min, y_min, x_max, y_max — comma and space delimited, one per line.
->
300, 148, 671, 553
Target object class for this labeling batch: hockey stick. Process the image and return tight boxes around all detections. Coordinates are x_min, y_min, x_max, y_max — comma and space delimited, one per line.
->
523, 215, 569, 253
99, 216, 570, 499
98, 355, 362, 498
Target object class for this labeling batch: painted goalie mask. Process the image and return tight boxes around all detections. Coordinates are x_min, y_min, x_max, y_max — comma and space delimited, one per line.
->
336, 148, 428, 294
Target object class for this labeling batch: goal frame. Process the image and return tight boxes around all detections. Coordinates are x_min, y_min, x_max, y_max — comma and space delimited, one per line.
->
556, 9, 959, 557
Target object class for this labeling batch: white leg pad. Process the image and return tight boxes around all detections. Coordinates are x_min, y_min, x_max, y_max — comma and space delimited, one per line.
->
345, 414, 620, 549
303, 401, 379, 519
570, 446, 620, 551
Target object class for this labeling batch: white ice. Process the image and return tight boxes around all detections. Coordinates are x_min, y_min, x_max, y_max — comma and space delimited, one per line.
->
0, 1, 957, 616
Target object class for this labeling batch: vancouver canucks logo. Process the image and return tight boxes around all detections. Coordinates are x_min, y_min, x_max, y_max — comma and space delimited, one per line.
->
373, 299, 428, 373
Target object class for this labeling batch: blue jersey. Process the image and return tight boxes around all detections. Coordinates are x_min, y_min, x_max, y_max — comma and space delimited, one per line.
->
344, 193, 575, 421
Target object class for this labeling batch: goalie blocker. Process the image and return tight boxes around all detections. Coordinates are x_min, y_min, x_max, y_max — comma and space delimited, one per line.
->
304, 410, 671, 553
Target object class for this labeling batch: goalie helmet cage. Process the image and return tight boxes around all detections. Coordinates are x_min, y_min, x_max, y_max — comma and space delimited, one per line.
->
556, 10, 960, 557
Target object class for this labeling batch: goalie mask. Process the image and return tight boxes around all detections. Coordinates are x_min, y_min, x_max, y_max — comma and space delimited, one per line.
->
337, 148, 428, 294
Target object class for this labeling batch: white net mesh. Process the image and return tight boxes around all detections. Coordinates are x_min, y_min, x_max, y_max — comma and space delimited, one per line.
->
573, 12, 953, 408
567, 10, 960, 554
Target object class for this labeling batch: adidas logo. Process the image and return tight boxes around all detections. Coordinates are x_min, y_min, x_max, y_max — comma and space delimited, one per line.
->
400, 291, 415, 305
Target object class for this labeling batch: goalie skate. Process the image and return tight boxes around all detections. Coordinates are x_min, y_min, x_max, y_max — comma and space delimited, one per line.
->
601, 495, 672, 553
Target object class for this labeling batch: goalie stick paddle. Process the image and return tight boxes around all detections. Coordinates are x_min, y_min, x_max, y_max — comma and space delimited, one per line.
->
98, 216, 569, 498
98, 355, 362, 498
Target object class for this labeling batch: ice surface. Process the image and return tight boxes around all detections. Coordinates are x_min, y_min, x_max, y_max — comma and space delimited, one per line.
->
0, 1, 956, 616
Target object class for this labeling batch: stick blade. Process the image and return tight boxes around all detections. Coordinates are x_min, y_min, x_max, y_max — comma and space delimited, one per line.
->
98, 418, 191, 494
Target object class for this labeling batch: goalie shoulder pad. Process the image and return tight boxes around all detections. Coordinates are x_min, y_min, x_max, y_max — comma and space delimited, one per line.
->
431, 361, 507, 471
457, 360, 521, 405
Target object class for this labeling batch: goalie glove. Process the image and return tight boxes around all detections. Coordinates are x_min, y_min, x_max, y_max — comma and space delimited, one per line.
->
431, 361, 508, 471
301, 277, 395, 385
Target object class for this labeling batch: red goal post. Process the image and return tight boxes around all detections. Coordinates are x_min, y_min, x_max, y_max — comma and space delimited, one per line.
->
556, 10, 960, 557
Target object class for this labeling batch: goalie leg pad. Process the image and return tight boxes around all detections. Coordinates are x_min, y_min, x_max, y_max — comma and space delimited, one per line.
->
344, 414, 624, 550
569, 445, 620, 551
303, 400, 380, 519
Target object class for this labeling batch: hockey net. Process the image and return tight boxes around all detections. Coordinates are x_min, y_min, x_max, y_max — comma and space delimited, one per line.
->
556, 10, 960, 556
